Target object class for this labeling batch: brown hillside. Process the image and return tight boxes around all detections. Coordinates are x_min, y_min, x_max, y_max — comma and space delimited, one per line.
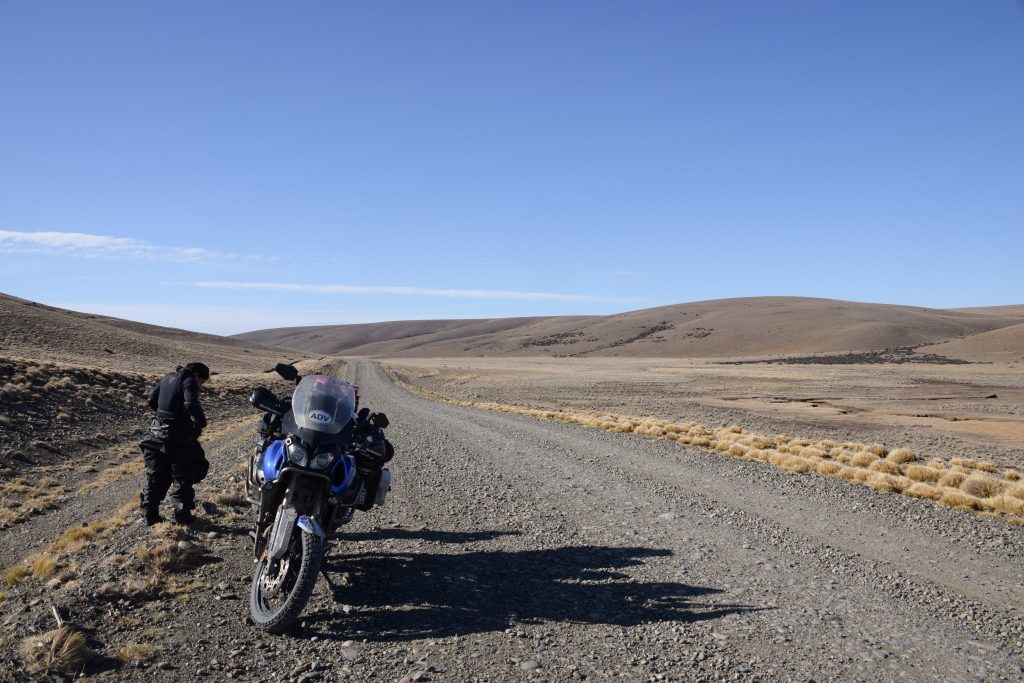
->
237, 296, 1024, 359
923, 322, 1024, 362
0, 293, 305, 374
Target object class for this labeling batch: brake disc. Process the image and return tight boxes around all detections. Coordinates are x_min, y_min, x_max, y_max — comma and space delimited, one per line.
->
260, 556, 291, 597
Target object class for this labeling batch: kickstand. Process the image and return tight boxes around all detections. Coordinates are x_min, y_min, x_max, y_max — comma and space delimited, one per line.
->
320, 566, 339, 592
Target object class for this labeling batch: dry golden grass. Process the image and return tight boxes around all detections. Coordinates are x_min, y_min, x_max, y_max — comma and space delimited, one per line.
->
77, 460, 143, 493
2, 565, 29, 587
211, 490, 248, 507
850, 452, 879, 468
887, 448, 917, 464
815, 461, 843, 476
991, 495, 1024, 516
938, 470, 968, 488
905, 465, 942, 483
869, 459, 902, 475
960, 475, 1005, 499
938, 488, 982, 511
30, 554, 57, 579
395, 377, 1024, 523
904, 483, 939, 500
100, 576, 162, 601
115, 643, 159, 662
867, 473, 908, 493
19, 625, 93, 676
135, 541, 206, 575
0, 476, 70, 528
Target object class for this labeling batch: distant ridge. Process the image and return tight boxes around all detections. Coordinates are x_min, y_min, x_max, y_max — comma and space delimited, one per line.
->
236, 296, 1024, 360
0, 292, 305, 373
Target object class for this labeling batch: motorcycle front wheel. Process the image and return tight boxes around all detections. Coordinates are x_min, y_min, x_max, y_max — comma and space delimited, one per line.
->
249, 527, 323, 633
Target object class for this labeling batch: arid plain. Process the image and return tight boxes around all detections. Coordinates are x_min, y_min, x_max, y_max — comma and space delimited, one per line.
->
3, 293, 1024, 681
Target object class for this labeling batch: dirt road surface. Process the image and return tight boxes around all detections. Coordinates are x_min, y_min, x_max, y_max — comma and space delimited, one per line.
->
3, 360, 1023, 682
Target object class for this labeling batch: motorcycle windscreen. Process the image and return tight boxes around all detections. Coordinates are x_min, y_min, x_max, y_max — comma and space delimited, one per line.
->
289, 375, 358, 442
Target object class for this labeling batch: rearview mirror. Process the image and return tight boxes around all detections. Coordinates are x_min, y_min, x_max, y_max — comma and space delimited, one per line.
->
274, 363, 299, 382
250, 386, 283, 415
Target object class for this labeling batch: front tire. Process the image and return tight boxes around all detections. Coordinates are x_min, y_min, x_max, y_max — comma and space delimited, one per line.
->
249, 527, 323, 633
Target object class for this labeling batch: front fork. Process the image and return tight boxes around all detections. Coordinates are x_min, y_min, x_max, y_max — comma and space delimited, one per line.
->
254, 474, 328, 561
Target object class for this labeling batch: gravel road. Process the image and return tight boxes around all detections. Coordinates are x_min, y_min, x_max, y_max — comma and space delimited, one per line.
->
3, 359, 1023, 682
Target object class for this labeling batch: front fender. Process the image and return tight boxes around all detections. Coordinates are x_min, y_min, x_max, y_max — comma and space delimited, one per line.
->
297, 515, 325, 538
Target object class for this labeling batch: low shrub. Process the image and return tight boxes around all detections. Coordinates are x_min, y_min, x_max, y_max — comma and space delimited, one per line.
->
19, 626, 93, 675
850, 452, 878, 468
938, 488, 981, 511
960, 475, 1004, 499
904, 465, 941, 483
887, 448, 917, 464
869, 459, 902, 475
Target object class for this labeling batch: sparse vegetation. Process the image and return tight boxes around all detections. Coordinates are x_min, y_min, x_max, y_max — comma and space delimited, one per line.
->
115, 643, 159, 662
19, 625, 93, 675
30, 554, 57, 579
135, 541, 207, 575
211, 490, 248, 507
0, 476, 70, 529
396, 377, 1024, 523
2, 565, 29, 587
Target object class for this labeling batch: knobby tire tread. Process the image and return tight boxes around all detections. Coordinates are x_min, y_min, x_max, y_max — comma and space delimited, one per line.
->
249, 529, 323, 633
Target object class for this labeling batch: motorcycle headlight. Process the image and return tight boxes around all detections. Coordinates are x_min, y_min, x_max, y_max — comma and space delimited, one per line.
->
311, 452, 334, 471
285, 438, 308, 467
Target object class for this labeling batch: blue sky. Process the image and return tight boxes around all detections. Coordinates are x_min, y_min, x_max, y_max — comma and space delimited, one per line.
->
1, 1, 1022, 334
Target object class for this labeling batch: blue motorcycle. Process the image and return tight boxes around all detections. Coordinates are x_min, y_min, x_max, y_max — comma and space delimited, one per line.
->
245, 363, 393, 632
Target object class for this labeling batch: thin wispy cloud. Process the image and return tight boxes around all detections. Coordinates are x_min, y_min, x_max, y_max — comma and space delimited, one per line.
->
189, 280, 640, 303
0, 230, 268, 263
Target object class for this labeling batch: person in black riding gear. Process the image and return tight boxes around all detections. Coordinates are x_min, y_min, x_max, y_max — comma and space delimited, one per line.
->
139, 362, 211, 525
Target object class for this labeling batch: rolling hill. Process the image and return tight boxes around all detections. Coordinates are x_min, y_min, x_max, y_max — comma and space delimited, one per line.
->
236, 296, 1024, 360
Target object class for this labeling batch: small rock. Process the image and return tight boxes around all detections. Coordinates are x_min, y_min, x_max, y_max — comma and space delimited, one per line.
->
340, 647, 361, 661
520, 660, 542, 671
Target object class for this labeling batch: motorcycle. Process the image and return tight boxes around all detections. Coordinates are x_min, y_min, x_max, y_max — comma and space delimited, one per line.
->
244, 363, 393, 633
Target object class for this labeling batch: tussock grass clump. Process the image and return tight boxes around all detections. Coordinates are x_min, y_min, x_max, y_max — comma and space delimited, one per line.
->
938, 488, 982, 511
960, 475, 1005, 499
938, 470, 968, 489
850, 452, 879, 468
30, 554, 57, 579
815, 461, 843, 476
116, 643, 158, 662
151, 522, 188, 541
905, 465, 942, 483
869, 459, 902, 475
887, 448, 917, 464
99, 576, 161, 601
1006, 470, 1022, 481
991, 495, 1024, 516
904, 483, 939, 500
3, 565, 30, 587
19, 625, 93, 675
867, 473, 907, 493
135, 542, 206, 575
865, 443, 888, 456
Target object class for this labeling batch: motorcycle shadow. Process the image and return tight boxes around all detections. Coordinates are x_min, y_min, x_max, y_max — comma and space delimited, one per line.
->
305, 536, 754, 641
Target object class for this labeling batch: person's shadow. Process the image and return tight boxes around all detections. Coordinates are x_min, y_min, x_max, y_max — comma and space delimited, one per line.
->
303, 528, 755, 641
